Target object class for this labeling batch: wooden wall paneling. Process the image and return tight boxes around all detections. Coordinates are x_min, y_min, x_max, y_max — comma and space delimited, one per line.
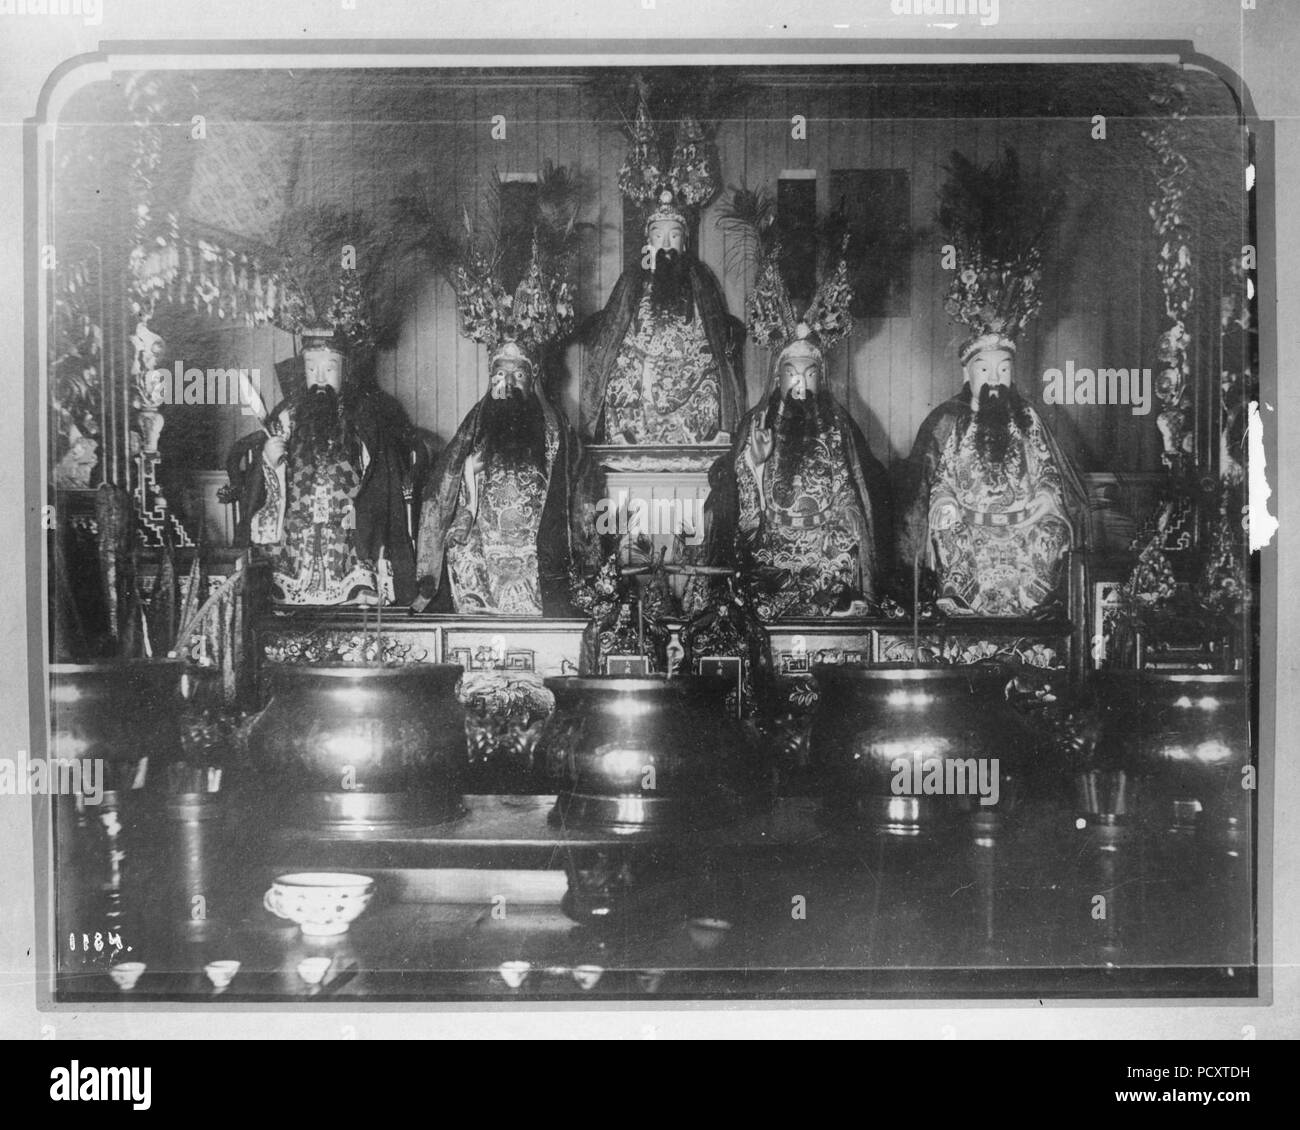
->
884, 100, 915, 470
925, 97, 963, 452
421, 93, 456, 450
1101, 121, 1138, 472
1131, 113, 1159, 476
452, 86, 483, 438
1030, 113, 1064, 461
905, 113, 938, 469
552, 84, 588, 425
1074, 117, 1107, 471
828, 84, 853, 437
738, 87, 777, 408
847, 81, 895, 465
595, 111, 622, 320
399, 113, 434, 436
719, 94, 749, 407
258, 72, 1194, 477
581, 104, 626, 428
369, 116, 404, 404
712, 103, 749, 409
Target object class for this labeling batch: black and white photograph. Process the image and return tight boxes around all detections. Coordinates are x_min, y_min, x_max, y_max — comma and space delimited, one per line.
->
1, 0, 1296, 1057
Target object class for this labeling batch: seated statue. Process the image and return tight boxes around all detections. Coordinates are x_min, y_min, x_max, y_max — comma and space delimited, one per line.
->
233, 327, 419, 606
413, 338, 586, 616
582, 187, 744, 445
700, 250, 891, 620
412, 233, 591, 616
898, 333, 1086, 616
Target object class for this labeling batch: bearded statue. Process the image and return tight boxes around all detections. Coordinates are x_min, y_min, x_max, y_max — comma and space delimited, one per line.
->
698, 247, 891, 620
412, 339, 589, 616
897, 334, 1087, 616
582, 189, 744, 445
898, 145, 1086, 616
232, 329, 420, 606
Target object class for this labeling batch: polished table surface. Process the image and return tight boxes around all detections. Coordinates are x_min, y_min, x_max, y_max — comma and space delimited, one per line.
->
56, 792, 1256, 1001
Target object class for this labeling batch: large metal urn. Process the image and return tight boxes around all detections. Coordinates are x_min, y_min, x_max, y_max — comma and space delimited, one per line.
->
49, 660, 186, 782
247, 663, 467, 830
1094, 671, 1252, 840
49, 660, 188, 956
538, 675, 760, 833
810, 665, 1030, 838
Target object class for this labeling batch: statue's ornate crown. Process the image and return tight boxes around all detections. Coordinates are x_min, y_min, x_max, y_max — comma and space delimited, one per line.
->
645, 189, 689, 233
618, 94, 718, 232
749, 236, 854, 367
300, 325, 349, 354
937, 147, 1062, 364
453, 232, 574, 365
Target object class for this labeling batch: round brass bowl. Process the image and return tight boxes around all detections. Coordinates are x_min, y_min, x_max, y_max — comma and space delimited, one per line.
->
49, 660, 188, 802
247, 663, 467, 830
539, 675, 760, 834
49, 660, 186, 764
1094, 671, 1252, 837
809, 664, 1028, 838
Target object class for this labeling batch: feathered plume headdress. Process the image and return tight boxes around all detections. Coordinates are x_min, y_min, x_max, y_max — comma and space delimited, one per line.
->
434, 162, 587, 369
453, 232, 575, 367
937, 146, 1064, 363
719, 185, 854, 372
618, 86, 719, 232
273, 205, 405, 355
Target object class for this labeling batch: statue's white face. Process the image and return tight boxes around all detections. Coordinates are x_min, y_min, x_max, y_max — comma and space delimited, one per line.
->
646, 219, 686, 254
489, 357, 533, 399
778, 353, 822, 400
303, 348, 344, 392
964, 348, 1014, 404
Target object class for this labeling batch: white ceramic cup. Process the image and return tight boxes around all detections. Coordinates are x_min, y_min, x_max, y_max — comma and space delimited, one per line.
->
297, 956, 333, 986
264, 872, 375, 937
637, 968, 667, 994
109, 961, 146, 991
572, 964, 604, 991
204, 960, 240, 989
686, 917, 733, 953
498, 961, 531, 989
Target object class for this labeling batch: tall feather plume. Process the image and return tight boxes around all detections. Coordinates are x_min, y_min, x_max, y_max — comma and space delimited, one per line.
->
802, 236, 854, 352
721, 184, 854, 355
412, 163, 589, 358
936, 146, 1064, 342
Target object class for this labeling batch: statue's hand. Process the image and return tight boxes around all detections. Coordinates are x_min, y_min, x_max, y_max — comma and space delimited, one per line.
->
749, 425, 775, 465
929, 500, 959, 532
262, 433, 287, 468
1026, 490, 1056, 524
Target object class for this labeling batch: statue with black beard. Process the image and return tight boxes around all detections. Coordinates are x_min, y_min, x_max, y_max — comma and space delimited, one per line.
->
413, 340, 588, 615
700, 325, 891, 621
897, 336, 1087, 616
582, 190, 743, 445
241, 330, 420, 606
